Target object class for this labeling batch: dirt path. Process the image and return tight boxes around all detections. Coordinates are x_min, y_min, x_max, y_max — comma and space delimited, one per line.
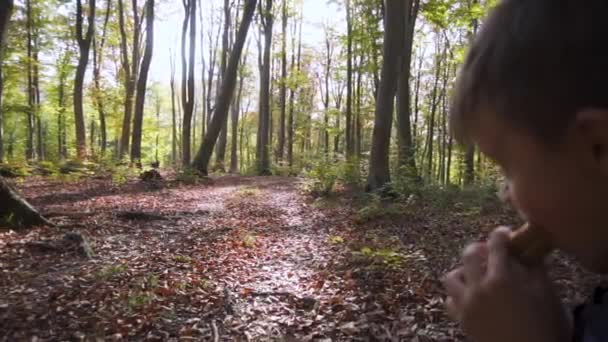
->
1, 175, 598, 341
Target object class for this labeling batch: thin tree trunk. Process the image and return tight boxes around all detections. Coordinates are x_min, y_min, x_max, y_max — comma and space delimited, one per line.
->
426, 36, 443, 181
0, 0, 13, 163
345, 0, 353, 157
366, 0, 406, 191
74, 0, 96, 160
93, 0, 111, 156
230, 50, 247, 173
170, 49, 177, 165
191, 0, 256, 175
198, 0, 206, 139
256, 0, 272, 175
33, 36, 42, 160
117, 0, 134, 158
181, 0, 196, 166
26, 0, 34, 160
131, 0, 154, 163
277, 0, 287, 161
214, 0, 231, 171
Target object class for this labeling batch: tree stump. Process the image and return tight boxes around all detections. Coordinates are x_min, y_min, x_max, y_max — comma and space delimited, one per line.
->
0, 176, 50, 229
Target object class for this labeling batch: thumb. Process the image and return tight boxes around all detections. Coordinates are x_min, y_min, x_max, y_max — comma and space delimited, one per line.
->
487, 226, 512, 280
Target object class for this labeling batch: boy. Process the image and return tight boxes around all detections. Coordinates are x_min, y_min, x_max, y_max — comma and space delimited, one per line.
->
442, 0, 608, 341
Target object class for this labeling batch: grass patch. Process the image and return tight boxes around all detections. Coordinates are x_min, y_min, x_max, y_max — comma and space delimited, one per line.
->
95, 264, 128, 280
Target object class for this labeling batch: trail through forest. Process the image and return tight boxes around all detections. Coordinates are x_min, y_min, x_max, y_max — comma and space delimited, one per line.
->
0, 175, 599, 341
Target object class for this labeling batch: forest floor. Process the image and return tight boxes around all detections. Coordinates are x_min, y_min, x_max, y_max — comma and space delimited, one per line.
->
0, 173, 602, 341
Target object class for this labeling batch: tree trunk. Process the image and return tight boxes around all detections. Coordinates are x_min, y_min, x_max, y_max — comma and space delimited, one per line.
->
181, 0, 196, 165
25, 0, 34, 161
0, 0, 9, 163
229, 52, 246, 173
214, 0, 231, 172
130, 0, 154, 163
256, 0, 272, 175
366, 0, 406, 191
170, 49, 177, 165
0, 3, 49, 229
33, 38, 42, 160
93, 0, 111, 156
191, 0, 256, 175
74, 0, 96, 160
287, 6, 301, 167
345, 0, 353, 157
277, 0, 287, 162
396, 0, 419, 176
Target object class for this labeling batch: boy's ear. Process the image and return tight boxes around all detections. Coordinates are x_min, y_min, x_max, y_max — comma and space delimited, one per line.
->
575, 108, 608, 173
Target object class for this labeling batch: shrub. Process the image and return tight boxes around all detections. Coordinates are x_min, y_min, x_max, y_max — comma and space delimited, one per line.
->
302, 158, 337, 197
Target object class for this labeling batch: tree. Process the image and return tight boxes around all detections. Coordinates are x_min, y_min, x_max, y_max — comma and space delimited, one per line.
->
366, 0, 407, 191
170, 48, 178, 164
344, 0, 353, 157
396, 0, 420, 176
276, 0, 287, 161
192, 0, 257, 175
0, 0, 49, 229
230, 45, 248, 173
213, 0, 231, 171
92, 0, 111, 156
256, 0, 273, 175
181, 0, 196, 165
74, 0, 96, 159
0, 0, 12, 163
130, 0, 154, 163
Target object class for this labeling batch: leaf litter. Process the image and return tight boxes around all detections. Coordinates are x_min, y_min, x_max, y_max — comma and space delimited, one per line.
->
0, 174, 602, 341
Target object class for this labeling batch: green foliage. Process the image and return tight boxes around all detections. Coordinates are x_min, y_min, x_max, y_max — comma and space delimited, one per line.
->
175, 168, 204, 185
351, 245, 406, 268
336, 158, 362, 187
111, 164, 137, 185
96, 264, 128, 280
354, 194, 407, 223
302, 158, 338, 197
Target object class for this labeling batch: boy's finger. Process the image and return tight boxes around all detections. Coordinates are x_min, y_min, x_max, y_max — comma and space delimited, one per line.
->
487, 226, 512, 280
462, 242, 488, 284
442, 268, 466, 299
444, 295, 462, 322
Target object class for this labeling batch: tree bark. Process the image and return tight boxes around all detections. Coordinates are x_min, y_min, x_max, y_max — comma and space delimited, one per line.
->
130, 0, 154, 163
0, 0, 12, 163
74, 0, 96, 160
191, 0, 257, 175
229, 51, 246, 173
93, 0, 111, 156
277, 0, 287, 162
366, 0, 406, 191
213, 0, 231, 172
345, 0, 353, 157
396, 0, 419, 177
117, 0, 133, 158
170, 49, 177, 165
181, 0, 196, 165
256, 0, 272, 175
0, 3, 49, 229
25, 0, 34, 160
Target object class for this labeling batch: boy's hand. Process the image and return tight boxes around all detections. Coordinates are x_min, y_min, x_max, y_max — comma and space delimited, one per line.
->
442, 227, 572, 342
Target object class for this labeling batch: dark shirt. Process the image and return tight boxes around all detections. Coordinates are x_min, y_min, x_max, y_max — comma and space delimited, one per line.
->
573, 286, 608, 342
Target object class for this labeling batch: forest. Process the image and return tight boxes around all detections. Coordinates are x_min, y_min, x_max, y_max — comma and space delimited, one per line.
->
0, 0, 598, 340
